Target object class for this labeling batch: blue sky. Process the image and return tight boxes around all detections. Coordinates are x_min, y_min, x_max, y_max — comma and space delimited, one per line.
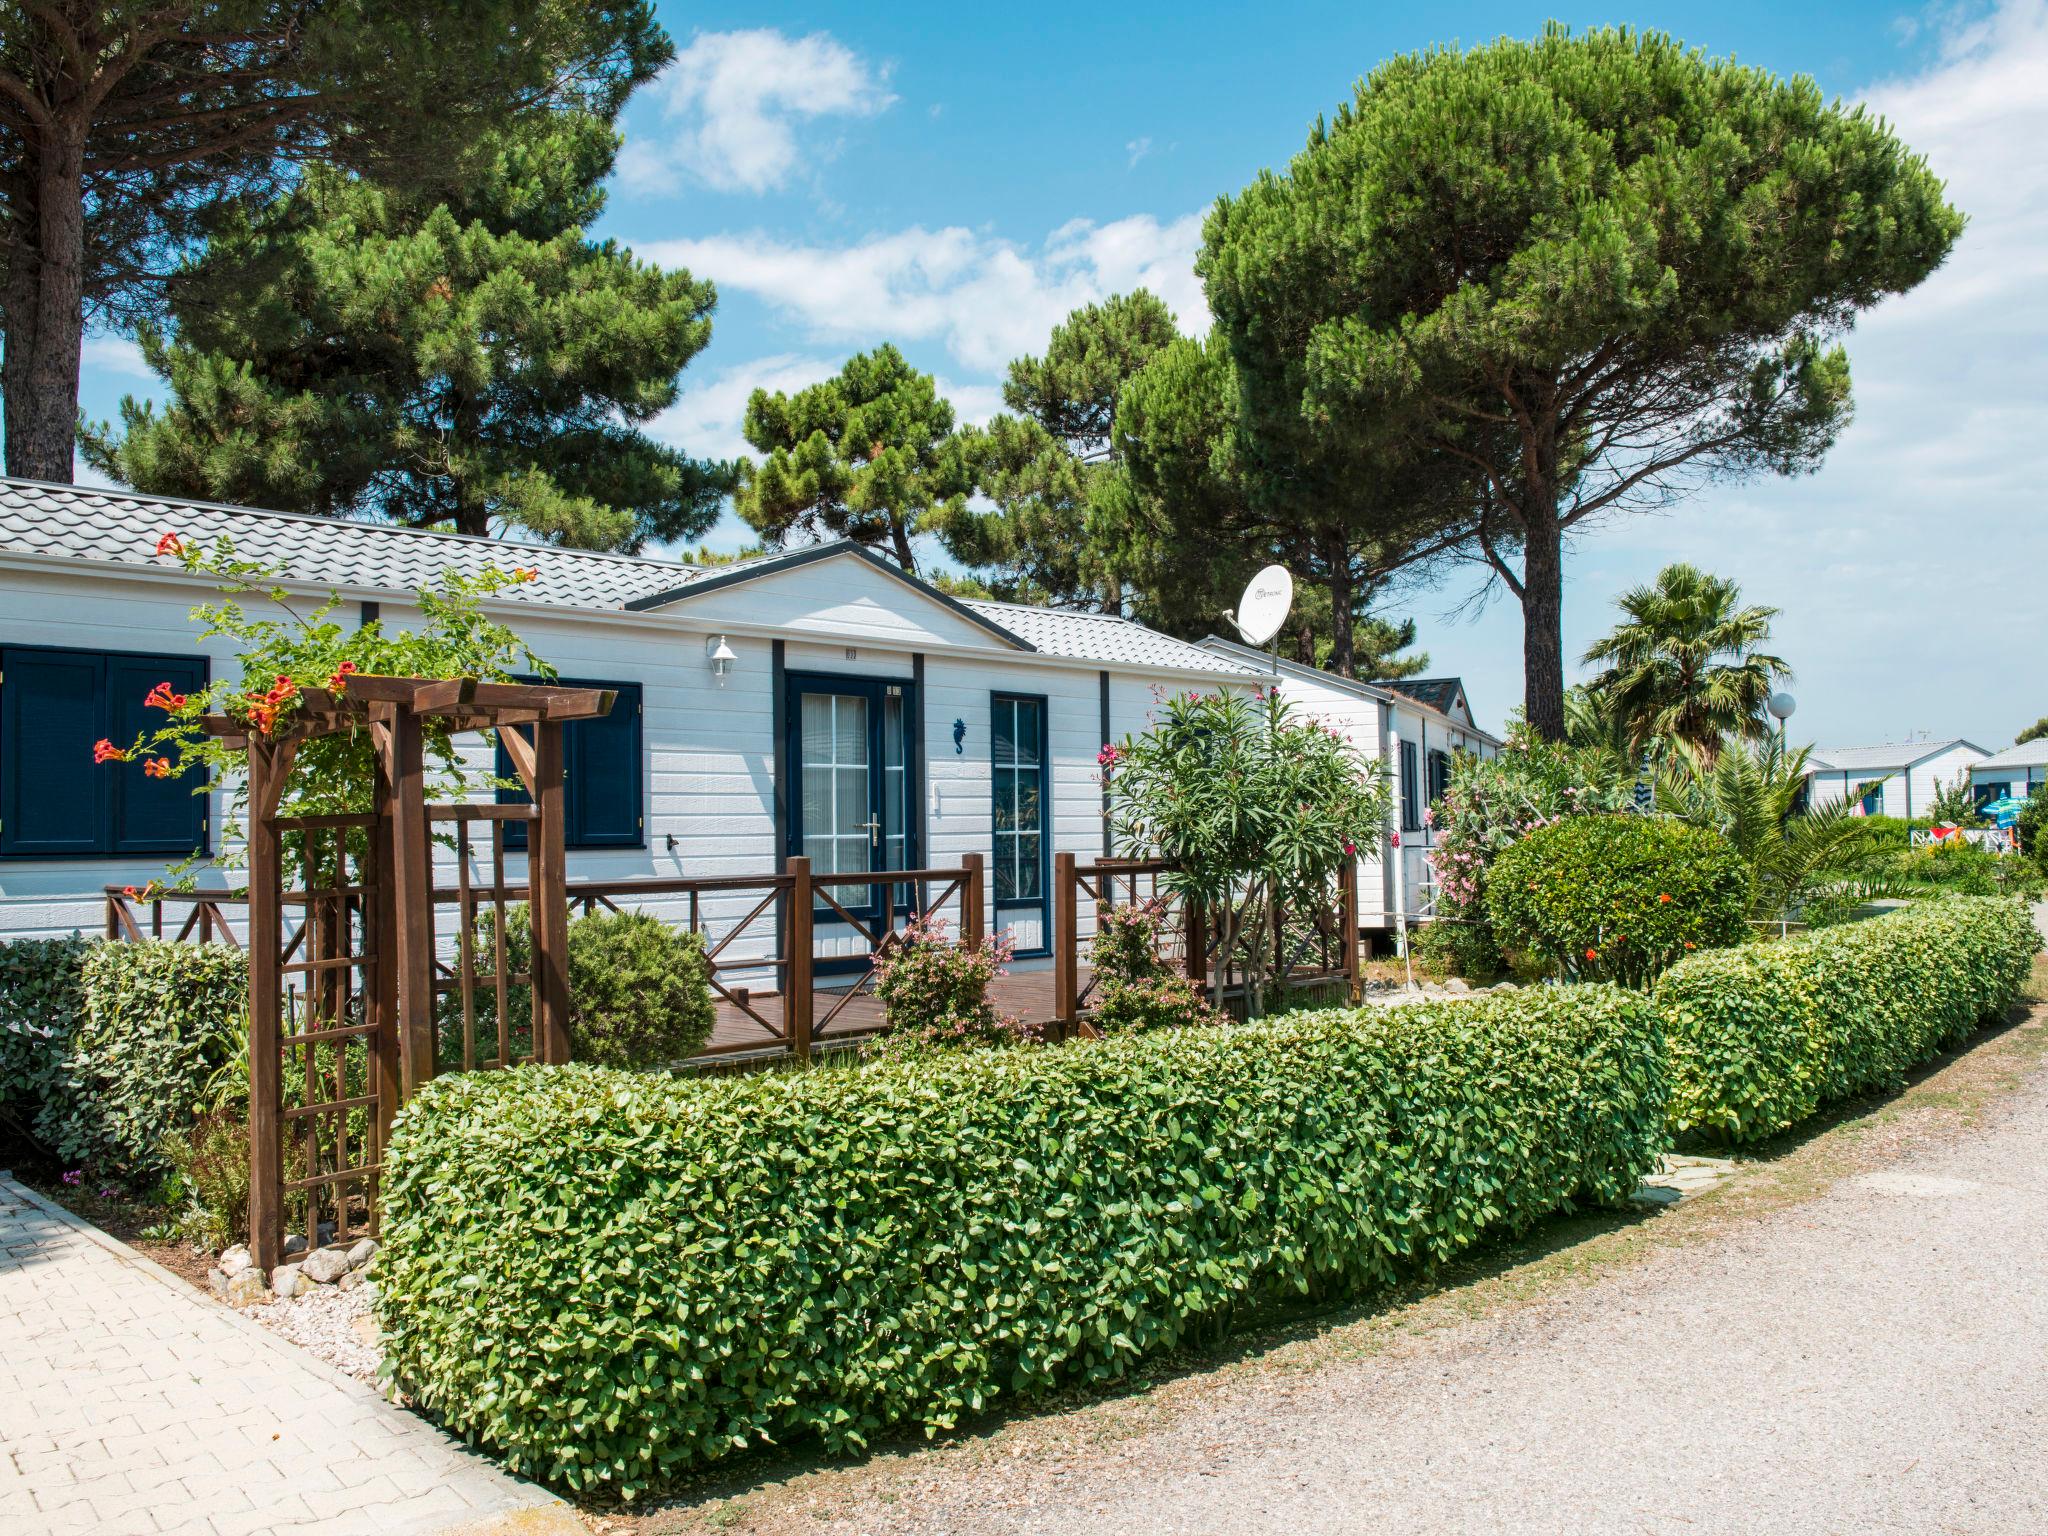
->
74, 1, 2048, 751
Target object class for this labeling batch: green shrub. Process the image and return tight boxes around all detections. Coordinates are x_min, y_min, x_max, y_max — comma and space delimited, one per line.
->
1883, 839, 2045, 901
1092, 904, 1169, 986
1486, 814, 1750, 987
0, 936, 93, 1147
164, 1108, 252, 1247
2018, 784, 2048, 873
1089, 973, 1224, 1034
377, 984, 1668, 1495
868, 917, 1038, 1055
1410, 919, 1502, 982
1085, 905, 1222, 1034
51, 942, 247, 1178
1657, 895, 2040, 1142
452, 905, 714, 1069
562, 910, 714, 1069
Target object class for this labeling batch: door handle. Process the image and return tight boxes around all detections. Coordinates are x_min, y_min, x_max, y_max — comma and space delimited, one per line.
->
861, 817, 882, 847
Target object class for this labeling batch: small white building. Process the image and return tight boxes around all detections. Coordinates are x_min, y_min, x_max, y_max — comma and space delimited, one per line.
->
1803, 738, 1989, 819
1199, 639, 1502, 938
0, 478, 1270, 956
1970, 740, 2048, 804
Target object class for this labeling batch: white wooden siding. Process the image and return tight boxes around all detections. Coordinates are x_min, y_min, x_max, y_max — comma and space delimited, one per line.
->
658, 556, 1010, 652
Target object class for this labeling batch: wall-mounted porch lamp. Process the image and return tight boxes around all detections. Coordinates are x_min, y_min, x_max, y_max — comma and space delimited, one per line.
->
706, 634, 736, 684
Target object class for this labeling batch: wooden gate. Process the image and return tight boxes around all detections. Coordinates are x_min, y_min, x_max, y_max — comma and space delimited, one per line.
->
223, 675, 613, 1269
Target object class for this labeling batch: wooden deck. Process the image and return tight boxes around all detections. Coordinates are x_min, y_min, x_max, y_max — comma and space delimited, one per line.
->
702, 964, 1081, 1059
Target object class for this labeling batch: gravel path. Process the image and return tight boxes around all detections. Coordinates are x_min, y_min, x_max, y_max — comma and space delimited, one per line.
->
767, 1010, 2048, 1536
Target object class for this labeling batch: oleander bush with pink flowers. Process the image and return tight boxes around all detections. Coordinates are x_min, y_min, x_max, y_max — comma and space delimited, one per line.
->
1425, 734, 1638, 975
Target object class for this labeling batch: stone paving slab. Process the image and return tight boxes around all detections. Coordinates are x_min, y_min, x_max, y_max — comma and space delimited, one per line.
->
0, 1174, 580, 1536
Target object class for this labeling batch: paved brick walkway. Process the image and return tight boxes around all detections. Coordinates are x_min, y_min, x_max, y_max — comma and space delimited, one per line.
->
0, 1175, 578, 1536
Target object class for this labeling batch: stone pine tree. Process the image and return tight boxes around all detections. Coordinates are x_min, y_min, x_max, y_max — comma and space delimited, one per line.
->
735, 344, 971, 574
0, 1, 666, 484
933, 290, 1180, 608
1201, 25, 1964, 738
1110, 330, 1440, 678
84, 115, 728, 552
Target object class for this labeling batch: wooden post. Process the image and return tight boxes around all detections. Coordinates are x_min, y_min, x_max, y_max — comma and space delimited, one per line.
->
786, 856, 813, 1059
390, 707, 436, 1094
245, 746, 283, 1273
368, 722, 400, 1159
1053, 852, 1078, 1034
961, 852, 985, 950
1342, 857, 1362, 1005
531, 721, 572, 1066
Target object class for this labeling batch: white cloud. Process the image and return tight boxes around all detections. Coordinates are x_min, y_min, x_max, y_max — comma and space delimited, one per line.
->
621, 29, 895, 196
647, 353, 843, 464
1126, 136, 1153, 169
646, 212, 1209, 374
82, 334, 152, 379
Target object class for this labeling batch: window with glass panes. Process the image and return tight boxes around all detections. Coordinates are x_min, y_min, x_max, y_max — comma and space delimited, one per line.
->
991, 694, 1046, 904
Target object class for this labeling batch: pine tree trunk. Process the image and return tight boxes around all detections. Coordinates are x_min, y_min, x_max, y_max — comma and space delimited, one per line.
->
3, 127, 87, 484
1327, 535, 1356, 678
1522, 510, 1567, 742
890, 516, 918, 575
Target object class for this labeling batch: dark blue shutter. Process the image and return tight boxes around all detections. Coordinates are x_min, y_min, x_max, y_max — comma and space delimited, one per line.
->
494, 726, 534, 850
570, 683, 641, 847
2, 648, 108, 856
108, 654, 208, 853
494, 680, 641, 850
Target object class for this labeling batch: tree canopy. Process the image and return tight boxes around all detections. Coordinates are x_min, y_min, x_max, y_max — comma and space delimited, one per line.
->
0, 1, 667, 483
932, 290, 1178, 608
1201, 25, 1963, 736
85, 115, 726, 551
2017, 718, 2048, 746
1581, 563, 1791, 766
736, 344, 971, 573
1110, 330, 1440, 678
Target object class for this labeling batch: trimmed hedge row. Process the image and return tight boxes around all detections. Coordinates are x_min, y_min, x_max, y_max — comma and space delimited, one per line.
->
1657, 895, 2040, 1141
378, 985, 1667, 1495
0, 937, 247, 1178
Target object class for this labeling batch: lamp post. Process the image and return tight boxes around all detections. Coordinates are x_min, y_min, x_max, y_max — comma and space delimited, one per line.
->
1767, 691, 1796, 753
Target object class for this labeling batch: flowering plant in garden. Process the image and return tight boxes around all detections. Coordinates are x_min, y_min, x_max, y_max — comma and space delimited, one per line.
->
867, 916, 1041, 1057
1105, 688, 1390, 1015
1425, 732, 1637, 968
97, 531, 550, 886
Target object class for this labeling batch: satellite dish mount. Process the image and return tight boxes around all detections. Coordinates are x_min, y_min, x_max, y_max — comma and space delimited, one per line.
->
1225, 565, 1295, 673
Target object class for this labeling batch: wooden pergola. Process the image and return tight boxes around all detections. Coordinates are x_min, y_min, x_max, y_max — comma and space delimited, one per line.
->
207, 675, 614, 1271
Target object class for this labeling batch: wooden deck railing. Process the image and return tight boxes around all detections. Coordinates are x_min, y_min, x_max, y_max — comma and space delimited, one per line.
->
1051, 853, 1361, 1029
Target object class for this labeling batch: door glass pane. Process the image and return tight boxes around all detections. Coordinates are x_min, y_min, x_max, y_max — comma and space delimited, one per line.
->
881, 689, 908, 895
990, 697, 1045, 908
799, 692, 871, 905
1012, 701, 1041, 767
1014, 833, 1042, 899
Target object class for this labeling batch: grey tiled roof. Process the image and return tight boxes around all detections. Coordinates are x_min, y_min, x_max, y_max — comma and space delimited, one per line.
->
1808, 740, 1984, 772
0, 478, 694, 609
1380, 677, 1467, 715
963, 600, 1257, 675
0, 478, 1246, 674
1977, 739, 2048, 770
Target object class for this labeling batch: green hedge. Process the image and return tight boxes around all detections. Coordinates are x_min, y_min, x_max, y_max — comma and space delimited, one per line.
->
378, 985, 1667, 1495
1657, 896, 2040, 1141
0, 937, 247, 1179
0, 936, 94, 1140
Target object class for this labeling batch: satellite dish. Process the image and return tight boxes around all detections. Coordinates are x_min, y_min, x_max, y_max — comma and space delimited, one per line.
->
1767, 692, 1797, 722
1230, 564, 1294, 647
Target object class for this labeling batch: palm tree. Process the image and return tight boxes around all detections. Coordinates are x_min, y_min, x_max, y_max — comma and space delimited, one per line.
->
1655, 736, 1897, 923
1581, 564, 1791, 766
